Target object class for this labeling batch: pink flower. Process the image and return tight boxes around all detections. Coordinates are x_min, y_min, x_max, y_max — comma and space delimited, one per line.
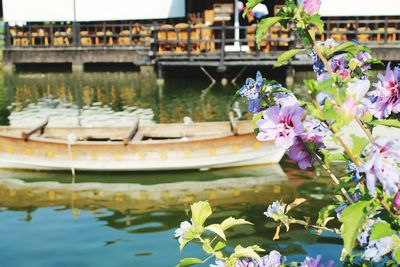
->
369, 64, 400, 119
358, 138, 400, 195
256, 103, 304, 149
393, 191, 400, 211
303, 0, 321, 15
287, 118, 327, 169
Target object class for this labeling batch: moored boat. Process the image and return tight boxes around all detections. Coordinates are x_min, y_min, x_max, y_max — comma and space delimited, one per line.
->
0, 120, 285, 171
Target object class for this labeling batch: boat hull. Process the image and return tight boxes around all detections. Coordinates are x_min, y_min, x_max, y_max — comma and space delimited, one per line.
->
0, 124, 284, 171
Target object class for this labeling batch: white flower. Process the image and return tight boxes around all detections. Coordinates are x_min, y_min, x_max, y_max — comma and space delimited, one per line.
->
174, 220, 192, 244
363, 235, 394, 262
264, 201, 286, 221
346, 78, 370, 102
209, 260, 226, 267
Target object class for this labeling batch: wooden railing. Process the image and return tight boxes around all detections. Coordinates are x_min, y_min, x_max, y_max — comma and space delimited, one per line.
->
5, 17, 400, 52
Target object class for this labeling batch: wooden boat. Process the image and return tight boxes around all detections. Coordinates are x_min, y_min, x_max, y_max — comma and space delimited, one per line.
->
0, 118, 285, 172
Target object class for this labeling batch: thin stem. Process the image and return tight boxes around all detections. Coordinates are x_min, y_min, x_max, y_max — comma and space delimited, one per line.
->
334, 132, 360, 165
292, 219, 340, 234
355, 117, 374, 142
202, 254, 215, 264
300, 137, 354, 204
378, 197, 398, 220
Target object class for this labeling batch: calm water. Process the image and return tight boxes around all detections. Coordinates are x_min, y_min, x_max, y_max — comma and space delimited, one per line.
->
0, 69, 343, 266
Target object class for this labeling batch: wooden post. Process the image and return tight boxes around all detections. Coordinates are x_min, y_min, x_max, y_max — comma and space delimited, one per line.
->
384, 17, 388, 44
73, 22, 80, 47
187, 24, 192, 58
123, 118, 140, 145
4, 22, 11, 48
228, 111, 238, 136
219, 22, 226, 69
21, 118, 49, 141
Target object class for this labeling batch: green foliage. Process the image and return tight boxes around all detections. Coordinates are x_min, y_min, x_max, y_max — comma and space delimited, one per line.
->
205, 224, 226, 240
339, 200, 371, 256
350, 134, 369, 159
214, 241, 226, 251
256, 17, 283, 46
369, 119, 400, 128
327, 42, 365, 57
274, 49, 305, 67
308, 14, 324, 33
370, 222, 396, 241
252, 111, 263, 131
229, 245, 264, 262
316, 205, 337, 227
231, 91, 241, 107
176, 258, 203, 267
191, 201, 212, 226
220, 217, 253, 230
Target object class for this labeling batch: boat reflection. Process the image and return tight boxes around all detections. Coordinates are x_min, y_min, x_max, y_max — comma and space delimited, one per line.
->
0, 164, 291, 213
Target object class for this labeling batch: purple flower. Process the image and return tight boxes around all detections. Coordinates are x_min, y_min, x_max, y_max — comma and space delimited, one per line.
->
264, 200, 286, 221
357, 138, 400, 195
369, 64, 400, 119
347, 162, 362, 182
357, 51, 373, 72
303, 0, 321, 15
240, 71, 264, 100
248, 99, 263, 113
286, 118, 327, 169
393, 191, 400, 211
256, 103, 304, 149
338, 98, 357, 121
357, 219, 375, 247
234, 251, 286, 267
300, 255, 334, 267
258, 250, 286, 267
316, 91, 334, 106
235, 258, 257, 267
363, 235, 394, 262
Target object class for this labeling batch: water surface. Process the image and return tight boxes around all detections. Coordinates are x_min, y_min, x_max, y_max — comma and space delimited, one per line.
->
0, 69, 344, 266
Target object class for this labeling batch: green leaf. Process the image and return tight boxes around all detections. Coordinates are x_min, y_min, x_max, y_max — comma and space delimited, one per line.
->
339, 200, 371, 256
205, 224, 226, 240
351, 134, 368, 158
231, 91, 241, 107
214, 241, 226, 251
394, 248, 400, 263
252, 111, 264, 130
316, 205, 337, 226
363, 58, 384, 66
220, 217, 253, 230
274, 49, 305, 67
230, 245, 264, 261
308, 14, 324, 33
334, 175, 352, 192
202, 239, 214, 254
304, 79, 318, 96
370, 222, 396, 241
191, 201, 212, 226
286, 198, 306, 213
176, 258, 203, 267
370, 119, 400, 128
256, 17, 283, 46
329, 42, 363, 57
243, 0, 263, 16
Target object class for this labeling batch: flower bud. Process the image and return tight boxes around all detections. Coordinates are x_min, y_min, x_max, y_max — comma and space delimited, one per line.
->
393, 191, 400, 211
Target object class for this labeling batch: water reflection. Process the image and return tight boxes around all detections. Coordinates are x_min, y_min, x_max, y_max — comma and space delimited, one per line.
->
0, 161, 342, 266
1, 71, 246, 125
